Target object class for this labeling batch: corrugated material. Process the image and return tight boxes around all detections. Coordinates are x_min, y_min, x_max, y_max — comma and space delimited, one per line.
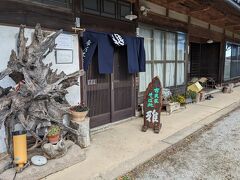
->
190, 17, 209, 29
210, 24, 224, 33
168, 10, 188, 23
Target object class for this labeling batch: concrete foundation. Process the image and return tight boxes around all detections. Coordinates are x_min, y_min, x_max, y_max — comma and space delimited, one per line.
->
45, 86, 240, 180
70, 117, 91, 148
0, 144, 86, 180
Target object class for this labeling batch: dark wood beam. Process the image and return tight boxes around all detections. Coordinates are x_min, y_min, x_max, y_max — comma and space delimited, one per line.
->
209, 17, 227, 23
190, 6, 210, 14
146, 0, 165, 4
167, 0, 182, 4
209, 15, 240, 28
139, 11, 188, 32
0, 0, 74, 31
233, 27, 240, 30
126, 0, 136, 3
148, 0, 240, 33
189, 24, 223, 41
225, 23, 240, 28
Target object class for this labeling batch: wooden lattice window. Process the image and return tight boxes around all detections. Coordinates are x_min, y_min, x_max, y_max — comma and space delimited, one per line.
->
81, 0, 131, 20
139, 27, 187, 92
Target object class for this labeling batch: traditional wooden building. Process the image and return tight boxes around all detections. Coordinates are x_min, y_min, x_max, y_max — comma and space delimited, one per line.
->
0, 0, 139, 129
0, 0, 240, 131
136, 0, 240, 103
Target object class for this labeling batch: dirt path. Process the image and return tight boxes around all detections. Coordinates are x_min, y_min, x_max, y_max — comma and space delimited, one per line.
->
127, 108, 240, 180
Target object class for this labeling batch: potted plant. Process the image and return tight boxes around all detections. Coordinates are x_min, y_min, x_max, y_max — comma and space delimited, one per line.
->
170, 95, 185, 105
176, 95, 186, 105
70, 102, 89, 122
47, 125, 60, 144
186, 90, 197, 103
185, 90, 193, 104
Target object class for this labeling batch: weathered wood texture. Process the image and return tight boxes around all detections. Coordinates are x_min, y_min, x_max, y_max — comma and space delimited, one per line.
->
147, 0, 240, 32
0, 24, 83, 153
0, 0, 136, 35
139, 12, 188, 33
139, 0, 240, 43
0, 0, 74, 31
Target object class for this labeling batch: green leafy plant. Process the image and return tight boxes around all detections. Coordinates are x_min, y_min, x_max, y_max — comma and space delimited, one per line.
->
71, 102, 89, 112
177, 95, 185, 104
186, 90, 197, 100
170, 95, 177, 103
47, 125, 60, 136
171, 95, 186, 104
117, 175, 132, 180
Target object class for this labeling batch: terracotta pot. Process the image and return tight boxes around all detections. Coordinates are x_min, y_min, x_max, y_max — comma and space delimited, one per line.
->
47, 134, 60, 144
71, 110, 88, 122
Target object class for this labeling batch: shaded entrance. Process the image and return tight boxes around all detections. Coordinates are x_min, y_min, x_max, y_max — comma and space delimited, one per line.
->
189, 41, 221, 83
86, 47, 135, 128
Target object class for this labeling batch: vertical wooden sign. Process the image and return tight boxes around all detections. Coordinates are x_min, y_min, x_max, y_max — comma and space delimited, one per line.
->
142, 76, 162, 133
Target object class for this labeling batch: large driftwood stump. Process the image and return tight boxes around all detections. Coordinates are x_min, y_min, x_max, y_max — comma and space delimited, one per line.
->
0, 24, 84, 153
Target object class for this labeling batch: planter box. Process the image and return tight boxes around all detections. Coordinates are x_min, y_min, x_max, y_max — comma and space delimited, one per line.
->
70, 110, 88, 122
200, 91, 206, 102
166, 102, 180, 114
185, 98, 193, 104
135, 110, 142, 117
194, 93, 201, 103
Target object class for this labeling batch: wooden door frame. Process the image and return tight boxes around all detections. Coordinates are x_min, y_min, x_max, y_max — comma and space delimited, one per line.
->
111, 74, 135, 122
87, 77, 112, 128
110, 47, 136, 123
85, 48, 136, 128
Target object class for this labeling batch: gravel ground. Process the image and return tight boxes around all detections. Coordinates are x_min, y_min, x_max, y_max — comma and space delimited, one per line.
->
127, 108, 240, 180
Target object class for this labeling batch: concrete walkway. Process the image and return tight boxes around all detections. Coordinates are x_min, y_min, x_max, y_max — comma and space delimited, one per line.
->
45, 87, 240, 180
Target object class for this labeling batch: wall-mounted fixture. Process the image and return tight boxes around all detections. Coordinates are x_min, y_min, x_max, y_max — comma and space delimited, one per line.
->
72, 17, 85, 33
75, 17, 81, 28
207, 39, 214, 44
136, 27, 140, 36
140, 5, 150, 16
125, 3, 138, 21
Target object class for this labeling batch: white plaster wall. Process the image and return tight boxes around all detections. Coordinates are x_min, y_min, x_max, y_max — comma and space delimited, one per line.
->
0, 124, 6, 153
0, 25, 81, 153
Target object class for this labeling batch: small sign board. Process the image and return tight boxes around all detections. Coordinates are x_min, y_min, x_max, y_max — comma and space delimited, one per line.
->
55, 49, 73, 64
55, 34, 74, 50
142, 76, 162, 133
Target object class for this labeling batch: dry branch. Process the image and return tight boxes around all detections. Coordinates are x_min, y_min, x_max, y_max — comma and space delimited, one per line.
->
0, 24, 84, 154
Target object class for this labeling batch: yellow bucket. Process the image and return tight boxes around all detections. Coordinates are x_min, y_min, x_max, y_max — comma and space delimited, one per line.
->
13, 131, 27, 168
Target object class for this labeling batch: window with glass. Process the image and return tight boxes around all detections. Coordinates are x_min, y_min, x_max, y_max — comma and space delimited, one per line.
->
31, 0, 72, 8
224, 42, 240, 81
139, 27, 186, 92
81, 0, 131, 20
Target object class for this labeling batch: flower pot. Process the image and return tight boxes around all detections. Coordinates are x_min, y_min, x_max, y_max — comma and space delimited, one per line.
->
185, 98, 192, 104
47, 134, 60, 144
71, 110, 88, 122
